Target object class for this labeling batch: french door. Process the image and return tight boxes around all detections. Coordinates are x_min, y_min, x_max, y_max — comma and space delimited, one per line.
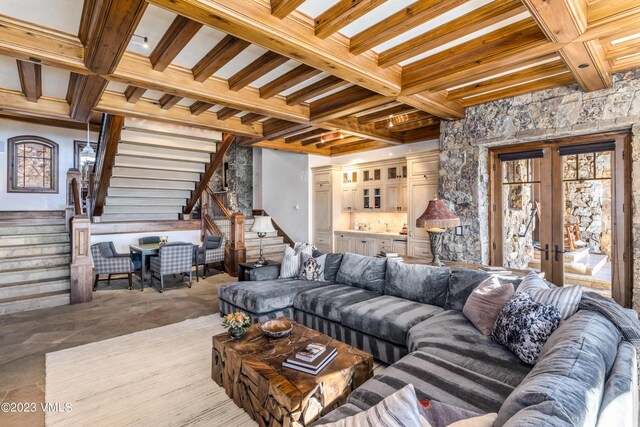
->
489, 132, 631, 307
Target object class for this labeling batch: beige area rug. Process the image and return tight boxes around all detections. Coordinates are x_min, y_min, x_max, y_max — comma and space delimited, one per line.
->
45, 315, 257, 427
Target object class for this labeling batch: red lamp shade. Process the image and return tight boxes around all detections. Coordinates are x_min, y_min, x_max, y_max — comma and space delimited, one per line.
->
416, 199, 460, 230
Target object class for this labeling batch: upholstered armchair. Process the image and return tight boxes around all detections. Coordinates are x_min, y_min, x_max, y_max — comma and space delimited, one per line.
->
193, 235, 226, 281
150, 242, 194, 293
91, 242, 141, 291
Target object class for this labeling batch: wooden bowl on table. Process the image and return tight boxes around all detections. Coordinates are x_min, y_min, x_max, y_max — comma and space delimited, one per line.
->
260, 319, 293, 338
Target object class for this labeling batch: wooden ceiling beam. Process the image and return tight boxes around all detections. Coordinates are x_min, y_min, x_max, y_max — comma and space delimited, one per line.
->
349, 0, 470, 55
124, 85, 146, 103
357, 104, 416, 124
150, 16, 203, 72
16, 60, 41, 102
401, 124, 440, 142
0, 88, 70, 120
240, 113, 266, 124
110, 53, 308, 122
331, 140, 389, 155
216, 107, 241, 120
270, 0, 306, 19
321, 117, 403, 145
310, 86, 395, 122
374, 111, 436, 129
286, 76, 347, 105
158, 94, 183, 109
228, 51, 289, 91
239, 119, 310, 146
284, 128, 328, 143
189, 101, 214, 115
253, 139, 330, 155
0, 112, 101, 132
67, 73, 108, 122
522, 0, 611, 91
84, 0, 147, 74
316, 136, 363, 149
192, 35, 250, 82
378, 0, 527, 67
96, 91, 262, 136
146, 0, 463, 119
447, 59, 568, 100
401, 20, 556, 94
385, 117, 439, 132
259, 65, 322, 99
315, 0, 386, 39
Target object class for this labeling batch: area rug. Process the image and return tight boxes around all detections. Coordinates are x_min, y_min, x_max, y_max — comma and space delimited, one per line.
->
45, 315, 257, 427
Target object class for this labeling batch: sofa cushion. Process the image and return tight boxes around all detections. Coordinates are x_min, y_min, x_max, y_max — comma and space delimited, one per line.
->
335, 253, 387, 293
407, 310, 532, 388
217, 279, 332, 314
495, 310, 622, 427
445, 268, 521, 312
340, 295, 443, 345
293, 284, 380, 322
595, 341, 638, 427
517, 271, 582, 320
384, 260, 450, 306
347, 351, 515, 414
313, 403, 362, 426
463, 276, 515, 335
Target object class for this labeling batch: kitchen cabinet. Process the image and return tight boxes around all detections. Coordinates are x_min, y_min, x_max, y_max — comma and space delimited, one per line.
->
392, 241, 407, 256
407, 151, 439, 259
385, 182, 407, 212
341, 187, 359, 212
335, 234, 353, 253
362, 167, 382, 183
353, 237, 377, 257
312, 166, 349, 252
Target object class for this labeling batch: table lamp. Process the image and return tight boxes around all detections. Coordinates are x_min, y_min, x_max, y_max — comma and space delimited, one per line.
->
416, 197, 460, 266
250, 216, 276, 267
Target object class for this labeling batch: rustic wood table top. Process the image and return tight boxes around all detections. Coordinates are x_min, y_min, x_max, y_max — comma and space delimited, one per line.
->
212, 318, 373, 426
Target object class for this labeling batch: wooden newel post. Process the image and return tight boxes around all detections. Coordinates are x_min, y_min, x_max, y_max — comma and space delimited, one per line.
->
70, 216, 93, 304
228, 212, 246, 277
65, 169, 82, 231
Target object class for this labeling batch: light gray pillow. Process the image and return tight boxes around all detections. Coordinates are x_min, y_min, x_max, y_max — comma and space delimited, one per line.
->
517, 271, 582, 320
279, 245, 313, 279
463, 276, 515, 335
297, 253, 326, 281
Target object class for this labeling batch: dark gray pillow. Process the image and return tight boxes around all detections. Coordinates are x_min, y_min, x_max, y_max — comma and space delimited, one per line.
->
445, 268, 521, 311
323, 253, 343, 282
335, 253, 387, 293
384, 261, 450, 306
97, 242, 114, 258
493, 292, 561, 365
205, 235, 222, 249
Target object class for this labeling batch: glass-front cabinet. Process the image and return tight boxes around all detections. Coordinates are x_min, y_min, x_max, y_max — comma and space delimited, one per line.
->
362, 167, 381, 182
339, 158, 408, 212
342, 169, 358, 185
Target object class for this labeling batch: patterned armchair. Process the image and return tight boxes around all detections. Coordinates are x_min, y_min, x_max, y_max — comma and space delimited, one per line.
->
91, 242, 141, 291
150, 242, 194, 293
193, 235, 226, 281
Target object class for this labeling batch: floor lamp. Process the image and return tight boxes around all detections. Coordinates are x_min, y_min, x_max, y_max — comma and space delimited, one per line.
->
416, 197, 460, 266
250, 216, 276, 267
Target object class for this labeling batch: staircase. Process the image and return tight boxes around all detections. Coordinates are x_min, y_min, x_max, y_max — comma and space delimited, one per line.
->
213, 217, 288, 263
101, 125, 217, 222
0, 211, 71, 315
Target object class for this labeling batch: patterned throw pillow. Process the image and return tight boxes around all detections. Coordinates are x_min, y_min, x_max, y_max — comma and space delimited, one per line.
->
279, 245, 314, 279
517, 271, 582, 320
322, 384, 430, 427
493, 292, 561, 365
297, 253, 327, 281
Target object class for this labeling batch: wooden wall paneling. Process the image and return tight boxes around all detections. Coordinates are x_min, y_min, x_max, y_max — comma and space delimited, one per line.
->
192, 35, 250, 82
158, 94, 183, 109
227, 51, 289, 91
315, 0, 387, 39
16, 60, 42, 102
286, 76, 346, 105
150, 16, 204, 71
259, 65, 322, 99
124, 85, 147, 103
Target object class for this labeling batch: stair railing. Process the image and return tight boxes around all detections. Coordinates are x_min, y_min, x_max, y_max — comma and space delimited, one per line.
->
66, 168, 93, 304
202, 187, 245, 276
252, 209, 295, 248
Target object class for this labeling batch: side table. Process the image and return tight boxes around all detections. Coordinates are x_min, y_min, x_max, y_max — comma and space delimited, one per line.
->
238, 260, 280, 281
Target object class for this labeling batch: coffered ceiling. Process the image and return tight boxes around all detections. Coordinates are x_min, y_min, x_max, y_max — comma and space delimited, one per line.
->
0, 0, 638, 156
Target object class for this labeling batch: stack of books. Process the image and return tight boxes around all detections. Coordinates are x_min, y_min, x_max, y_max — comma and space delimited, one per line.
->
379, 251, 403, 261
283, 342, 337, 375
478, 266, 514, 276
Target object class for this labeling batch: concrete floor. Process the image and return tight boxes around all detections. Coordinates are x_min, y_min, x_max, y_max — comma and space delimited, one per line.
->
0, 271, 230, 427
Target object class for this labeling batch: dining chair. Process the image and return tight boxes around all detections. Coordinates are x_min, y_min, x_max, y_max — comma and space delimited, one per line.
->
91, 242, 141, 291
193, 235, 226, 281
149, 242, 193, 293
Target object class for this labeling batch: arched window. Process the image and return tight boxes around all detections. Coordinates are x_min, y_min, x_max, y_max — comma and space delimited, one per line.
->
7, 136, 59, 193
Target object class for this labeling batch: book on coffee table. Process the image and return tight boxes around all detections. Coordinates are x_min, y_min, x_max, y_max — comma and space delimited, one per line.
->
283, 344, 338, 375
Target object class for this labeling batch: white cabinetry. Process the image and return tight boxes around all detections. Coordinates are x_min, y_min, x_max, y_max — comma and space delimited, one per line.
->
312, 166, 348, 252
406, 151, 439, 260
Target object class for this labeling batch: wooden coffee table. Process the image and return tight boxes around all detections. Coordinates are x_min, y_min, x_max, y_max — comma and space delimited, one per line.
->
212, 318, 373, 427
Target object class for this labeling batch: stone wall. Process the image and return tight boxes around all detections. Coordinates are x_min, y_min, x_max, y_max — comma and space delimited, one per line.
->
210, 144, 253, 217
438, 67, 640, 308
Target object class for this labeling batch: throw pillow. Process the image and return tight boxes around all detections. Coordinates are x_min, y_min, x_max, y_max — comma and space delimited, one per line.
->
493, 292, 561, 365
447, 413, 498, 427
298, 253, 327, 281
322, 384, 430, 427
463, 276, 515, 335
418, 400, 481, 427
517, 271, 582, 320
279, 244, 314, 279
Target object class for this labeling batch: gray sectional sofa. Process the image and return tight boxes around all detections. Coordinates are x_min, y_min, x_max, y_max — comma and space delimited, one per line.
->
217, 252, 638, 426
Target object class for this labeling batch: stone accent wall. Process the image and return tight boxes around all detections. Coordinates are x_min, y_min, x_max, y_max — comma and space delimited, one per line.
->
438, 67, 640, 308
210, 144, 253, 217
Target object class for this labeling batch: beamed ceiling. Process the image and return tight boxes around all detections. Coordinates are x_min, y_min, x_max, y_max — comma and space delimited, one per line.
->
0, 0, 638, 156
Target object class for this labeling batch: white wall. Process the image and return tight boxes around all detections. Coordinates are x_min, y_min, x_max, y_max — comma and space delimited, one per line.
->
91, 230, 201, 253
253, 149, 310, 242
0, 118, 99, 211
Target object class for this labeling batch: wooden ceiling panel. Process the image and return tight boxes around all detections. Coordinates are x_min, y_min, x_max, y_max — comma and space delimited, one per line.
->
330, 140, 389, 155
357, 104, 416, 124
259, 64, 322, 99
284, 128, 328, 143
310, 86, 395, 122
228, 51, 290, 91
150, 16, 203, 72
286, 76, 347, 105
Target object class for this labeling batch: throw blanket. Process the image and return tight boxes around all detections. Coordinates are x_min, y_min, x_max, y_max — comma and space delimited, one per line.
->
579, 292, 640, 386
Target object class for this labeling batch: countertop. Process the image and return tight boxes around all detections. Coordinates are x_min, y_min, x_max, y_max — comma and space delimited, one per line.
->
334, 230, 408, 241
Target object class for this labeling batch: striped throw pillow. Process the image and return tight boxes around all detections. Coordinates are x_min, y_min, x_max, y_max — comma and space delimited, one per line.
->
279, 244, 314, 279
517, 271, 582, 320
